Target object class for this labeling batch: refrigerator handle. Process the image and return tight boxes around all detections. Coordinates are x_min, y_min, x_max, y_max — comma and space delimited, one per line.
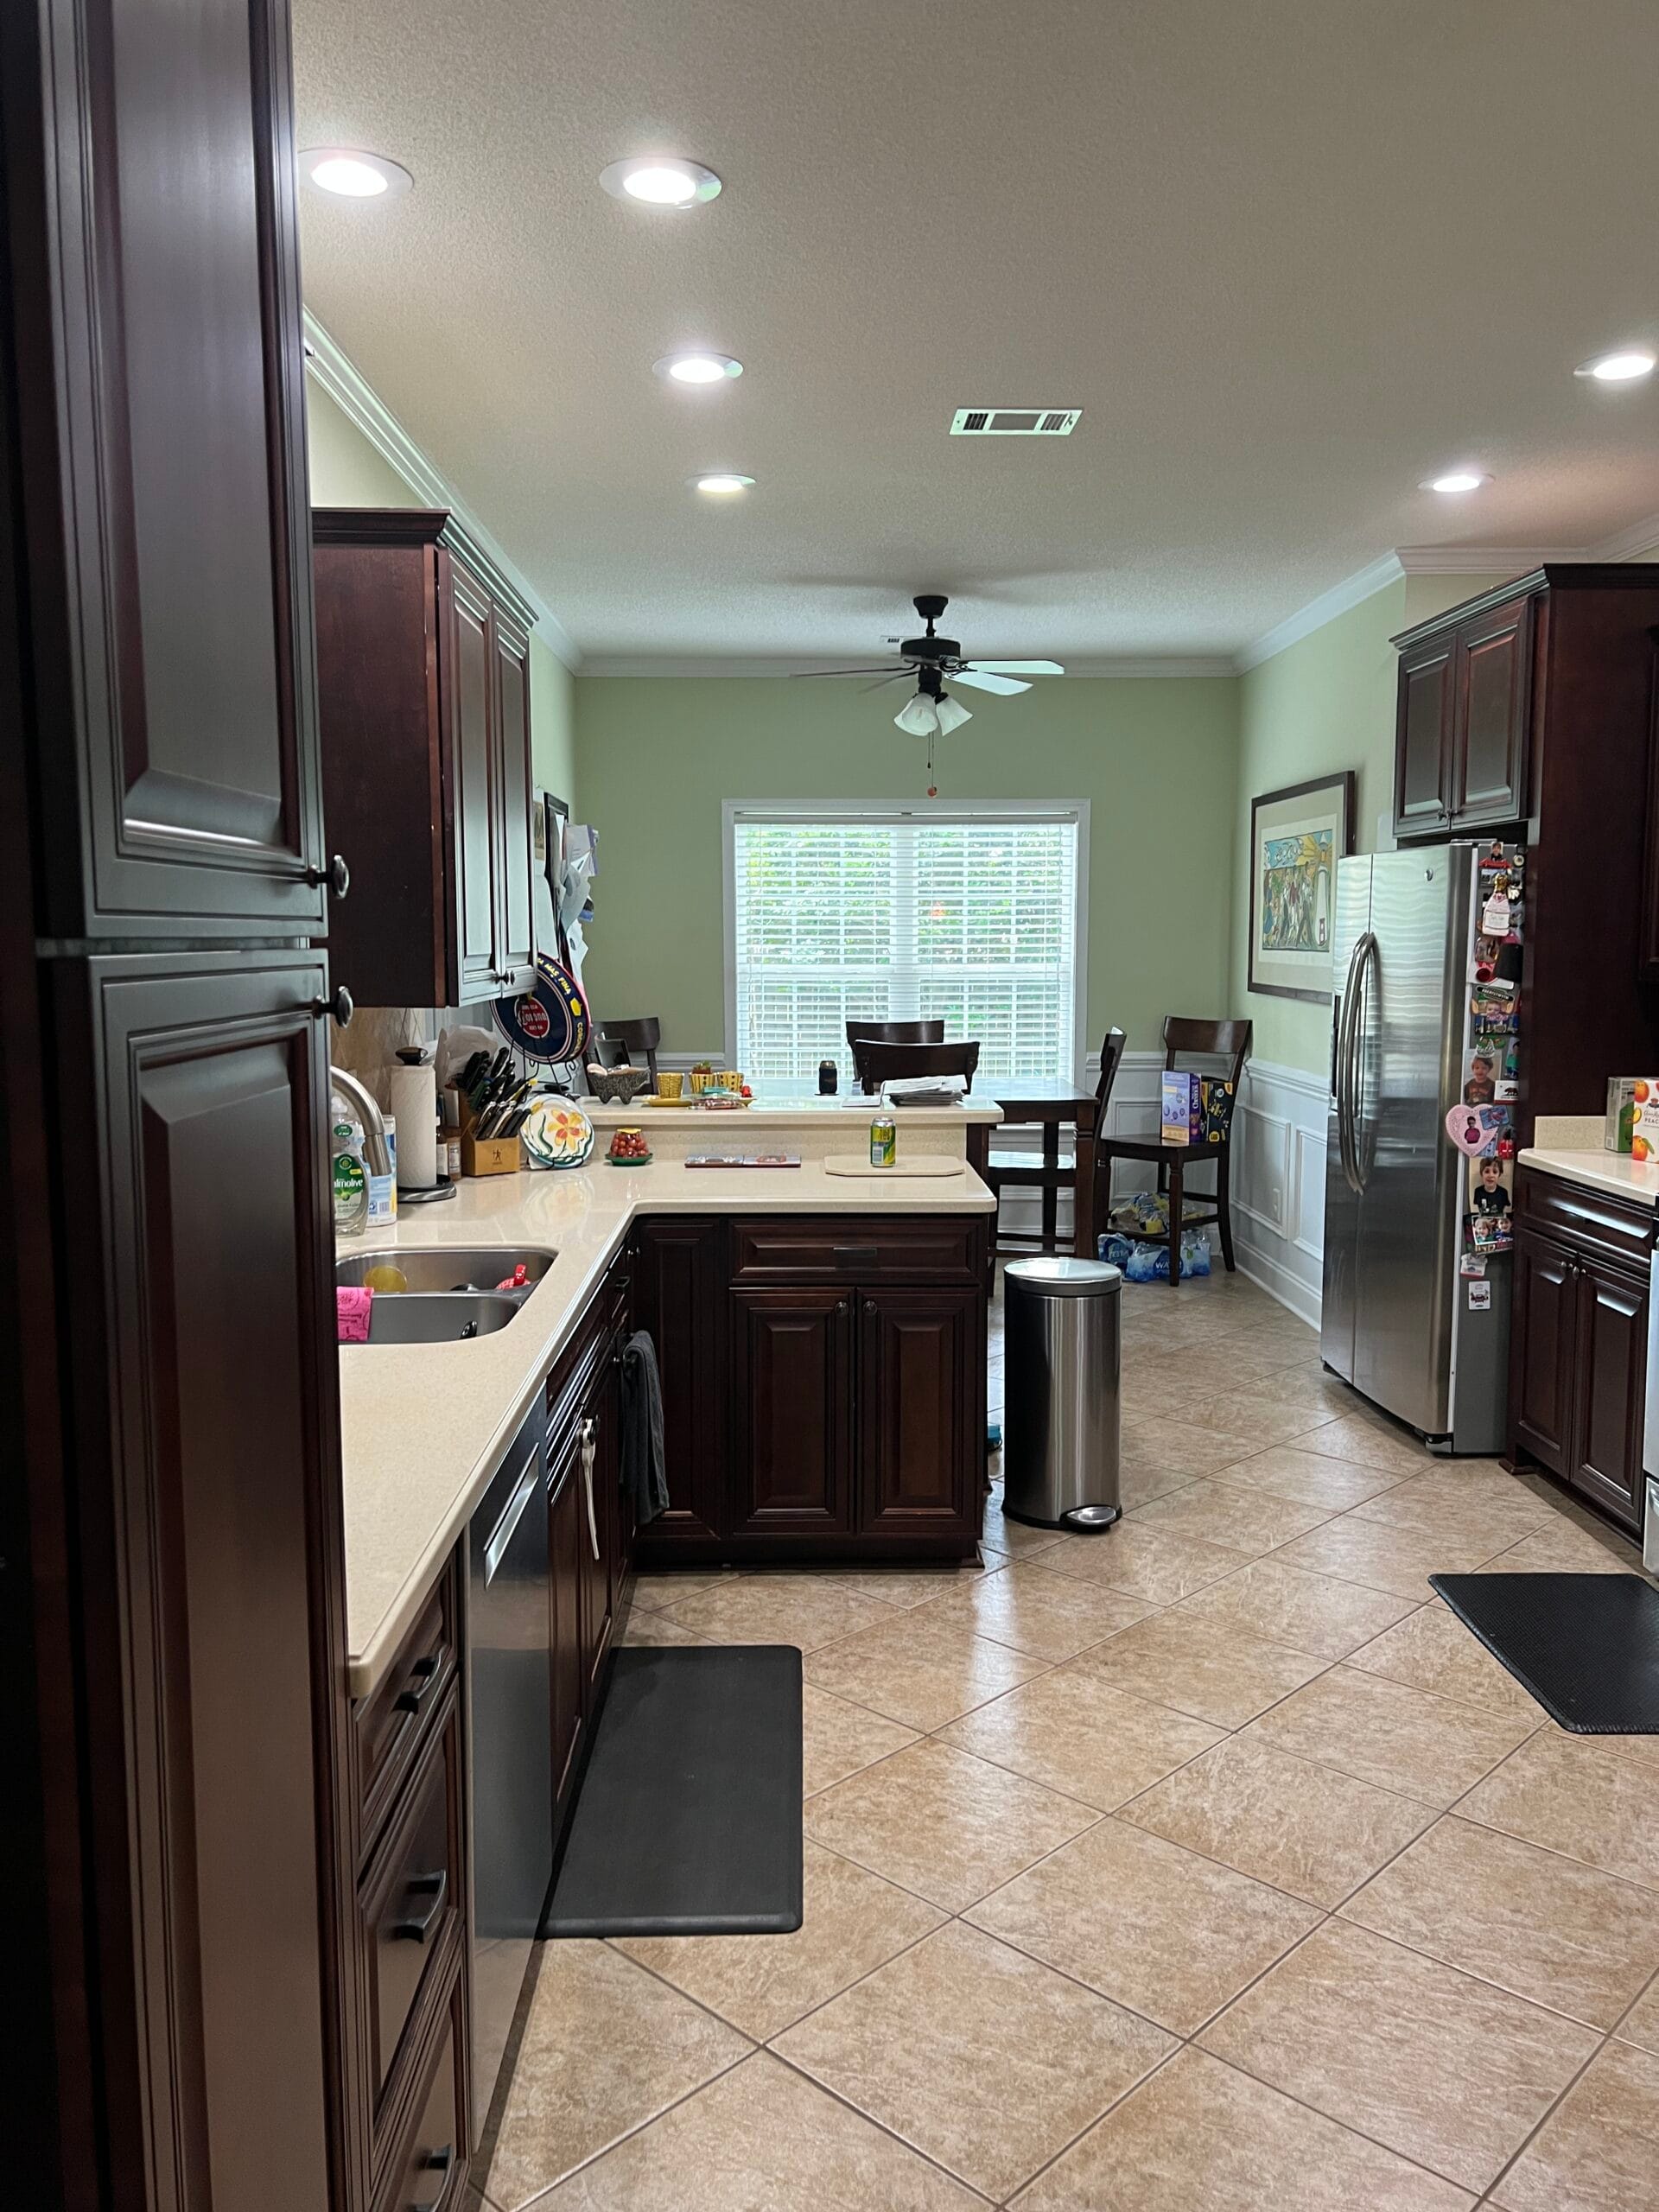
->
1337, 932, 1376, 1196
1349, 932, 1378, 1192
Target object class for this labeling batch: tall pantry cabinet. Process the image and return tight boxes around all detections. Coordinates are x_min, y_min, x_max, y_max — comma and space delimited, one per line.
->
2, 3, 356, 2209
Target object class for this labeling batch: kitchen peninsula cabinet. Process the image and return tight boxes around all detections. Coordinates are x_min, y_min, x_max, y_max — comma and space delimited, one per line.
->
1510, 1166, 1651, 1535
312, 509, 538, 1010
634, 1213, 988, 1564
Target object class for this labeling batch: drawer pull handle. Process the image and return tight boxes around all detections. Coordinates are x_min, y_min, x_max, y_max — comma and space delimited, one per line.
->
832, 1245, 879, 1268
393, 1654, 440, 1714
410, 2143, 454, 2210
392, 1869, 448, 1942
580, 1417, 601, 1560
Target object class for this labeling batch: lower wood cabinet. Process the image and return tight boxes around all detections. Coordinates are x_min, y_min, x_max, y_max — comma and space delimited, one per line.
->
1510, 1169, 1650, 1535
373, 1960, 468, 2212
638, 1213, 988, 1563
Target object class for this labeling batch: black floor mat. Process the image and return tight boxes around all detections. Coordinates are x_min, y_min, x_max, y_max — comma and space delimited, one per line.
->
543, 1644, 804, 1937
1430, 1572, 1659, 1733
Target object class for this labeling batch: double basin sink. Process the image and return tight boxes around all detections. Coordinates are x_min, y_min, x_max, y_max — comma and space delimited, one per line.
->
334, 1247, 556, 1345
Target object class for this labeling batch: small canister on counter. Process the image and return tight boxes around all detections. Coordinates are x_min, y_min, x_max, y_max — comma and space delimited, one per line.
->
818, 1058, 839, 1096
869, 1113, 896, 1168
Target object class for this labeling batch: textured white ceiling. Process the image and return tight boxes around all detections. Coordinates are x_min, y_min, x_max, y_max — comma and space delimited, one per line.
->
292, 0, 1659, 664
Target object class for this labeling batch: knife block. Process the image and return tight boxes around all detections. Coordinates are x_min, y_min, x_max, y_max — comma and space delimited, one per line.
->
457, 1098, 523, 1177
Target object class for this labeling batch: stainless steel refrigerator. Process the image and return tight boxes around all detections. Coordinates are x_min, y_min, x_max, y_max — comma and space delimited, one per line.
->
1320, 842, 1514, 1453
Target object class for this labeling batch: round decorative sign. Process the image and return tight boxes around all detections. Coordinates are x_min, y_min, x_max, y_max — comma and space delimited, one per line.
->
493, 954, 591, 1065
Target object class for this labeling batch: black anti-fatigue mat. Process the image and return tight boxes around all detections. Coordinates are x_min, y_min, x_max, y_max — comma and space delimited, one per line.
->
543, 1643, 804, 1936
1430, 1571, 1659, 1733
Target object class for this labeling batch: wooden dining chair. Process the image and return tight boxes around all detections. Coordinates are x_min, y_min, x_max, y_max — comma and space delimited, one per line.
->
852, 1039, 980, 1096
1094, 1015, 1252, 1286
595, 1016, 661, 1088
984, 1029, 1125, 1255
845, 1019, 945, 1049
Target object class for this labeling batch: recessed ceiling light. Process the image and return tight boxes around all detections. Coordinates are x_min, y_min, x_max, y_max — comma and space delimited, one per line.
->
300, 148, 412, 200
601, 156, 721, 207
693, 474, 754, 495
653, 352, 743, 385
1575, 348, 1657, 384
1421, 468, 1490, 494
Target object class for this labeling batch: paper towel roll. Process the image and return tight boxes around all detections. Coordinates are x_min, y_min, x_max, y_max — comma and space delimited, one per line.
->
389, 1062, 438, 1189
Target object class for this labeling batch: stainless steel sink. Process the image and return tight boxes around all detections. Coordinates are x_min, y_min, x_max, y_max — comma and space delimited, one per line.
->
362, 1293, 522, 1344
334, 1247, 556, 1294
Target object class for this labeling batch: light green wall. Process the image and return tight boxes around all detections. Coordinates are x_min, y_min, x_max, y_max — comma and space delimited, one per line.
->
1230, 571, 1519, 1072
305, 372, 577, 810
574, 676, 1240, 1058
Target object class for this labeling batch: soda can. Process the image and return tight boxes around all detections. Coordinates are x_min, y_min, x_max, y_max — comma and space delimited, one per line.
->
869, 1116, 896, 1168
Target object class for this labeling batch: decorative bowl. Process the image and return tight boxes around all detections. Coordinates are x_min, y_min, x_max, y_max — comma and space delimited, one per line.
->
586, 1064, 652, 1105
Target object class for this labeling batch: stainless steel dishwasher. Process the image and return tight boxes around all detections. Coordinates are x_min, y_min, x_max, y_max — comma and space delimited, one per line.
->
467, 1399, 551, 2137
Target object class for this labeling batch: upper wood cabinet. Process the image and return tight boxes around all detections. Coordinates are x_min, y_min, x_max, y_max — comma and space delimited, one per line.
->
4, 0, 328, 937
1392, 588, 1535, 840
312, 509, 537, 1009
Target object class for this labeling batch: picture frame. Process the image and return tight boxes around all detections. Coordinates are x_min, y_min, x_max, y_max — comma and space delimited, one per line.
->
1248, 771, 1355, 1002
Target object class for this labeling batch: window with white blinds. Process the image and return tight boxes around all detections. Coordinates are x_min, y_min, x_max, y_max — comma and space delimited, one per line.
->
727, 807, 1084, 1087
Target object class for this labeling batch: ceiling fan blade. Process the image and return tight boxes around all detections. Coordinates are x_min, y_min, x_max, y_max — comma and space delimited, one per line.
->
952, 669, 1031, 696
859, 672, 912, 693
790, 665, 910, 678
965, 659, 1065, 676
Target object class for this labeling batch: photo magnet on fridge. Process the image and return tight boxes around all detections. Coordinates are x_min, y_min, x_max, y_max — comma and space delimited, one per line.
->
1468, 1154, 1514, 1249
1446, 1103, 1509, 1157
1468, 1280, 1493, 1311
1463, 1050, 1498, 1105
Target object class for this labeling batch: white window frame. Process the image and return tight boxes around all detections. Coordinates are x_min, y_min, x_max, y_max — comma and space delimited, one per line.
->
721, 798, 1090, 1086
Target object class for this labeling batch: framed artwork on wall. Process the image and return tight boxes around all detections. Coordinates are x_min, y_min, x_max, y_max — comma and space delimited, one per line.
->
1249, 771, 1355, 1001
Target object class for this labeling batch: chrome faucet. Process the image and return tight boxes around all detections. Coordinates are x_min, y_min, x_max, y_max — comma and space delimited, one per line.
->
330, 1065, 393, 1179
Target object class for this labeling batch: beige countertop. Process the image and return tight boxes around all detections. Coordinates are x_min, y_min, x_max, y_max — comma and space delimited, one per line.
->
1517, 1145, 1659, 1207
338, 1154, 996, 1699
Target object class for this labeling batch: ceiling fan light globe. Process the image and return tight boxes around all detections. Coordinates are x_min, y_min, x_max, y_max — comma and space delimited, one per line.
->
935, 694, 973, 734
894, 694, 941, 738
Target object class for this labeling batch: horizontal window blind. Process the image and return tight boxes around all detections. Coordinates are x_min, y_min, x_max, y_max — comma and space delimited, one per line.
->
730, 810, 1081, 1086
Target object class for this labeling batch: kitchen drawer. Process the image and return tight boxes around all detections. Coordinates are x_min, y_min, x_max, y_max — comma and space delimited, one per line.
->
354, 1560, 459, 1867
362, 1695, 463, 2118
730, 1217, 983, 1286
547, 1300, 611, 1454
373, 1958, 468, 2212
1515, 1167, 1654, 1273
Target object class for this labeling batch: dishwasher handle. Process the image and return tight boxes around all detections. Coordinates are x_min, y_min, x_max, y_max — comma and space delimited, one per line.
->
481, 1454, 543, 1586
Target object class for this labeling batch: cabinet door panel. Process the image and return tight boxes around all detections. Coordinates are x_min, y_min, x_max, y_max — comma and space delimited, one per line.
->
1452, 596, 1533, 828
448, 565, 498, 1001
548, 1456, 585, 1814
1571, 1258, 1647, 1533
1510, 1230, 1576, 1476
52, 950, 346, 2210
493, 616, 536, 991
731, 1290, 854, 1537
857, 1287, 980, 1542
1395, 639, 1453, 836
12, 0, 324, 932
632, 1220, 728, 1548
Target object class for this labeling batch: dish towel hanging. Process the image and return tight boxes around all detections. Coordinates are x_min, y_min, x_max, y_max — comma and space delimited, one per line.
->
620, 1330, 670, 1524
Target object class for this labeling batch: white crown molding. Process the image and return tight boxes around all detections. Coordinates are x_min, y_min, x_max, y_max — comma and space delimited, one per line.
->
302, 312, 582, 671
578, 653, 1234, 679
1234, 553, 1403, 674
1391, 543, 1580, 575
1590, 509, 1659, 562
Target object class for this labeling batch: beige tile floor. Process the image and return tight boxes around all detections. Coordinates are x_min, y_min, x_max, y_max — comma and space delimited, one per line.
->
478, 1268, 1659, 2211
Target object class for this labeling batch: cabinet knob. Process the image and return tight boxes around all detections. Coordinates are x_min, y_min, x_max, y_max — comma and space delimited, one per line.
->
306, 852, 350, 899
313, 984, 354, 1028
836, 1299, 849, 1315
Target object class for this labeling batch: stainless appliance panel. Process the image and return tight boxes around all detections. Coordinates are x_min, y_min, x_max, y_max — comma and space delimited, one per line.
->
1350, 847, 1465, 1434
1320, 855, 1374, 1383
467, 1405, 553, 2137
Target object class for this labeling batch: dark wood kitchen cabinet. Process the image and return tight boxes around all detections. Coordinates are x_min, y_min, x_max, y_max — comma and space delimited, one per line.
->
1510, 1166, 1651, 1535
635, 1213, 988, 1566
1392, 589, 1533, 839
3, 0, 330, 942
312, 509, 538, 1010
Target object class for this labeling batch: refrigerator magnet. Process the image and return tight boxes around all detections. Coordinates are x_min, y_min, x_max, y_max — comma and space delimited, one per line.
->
1459, 1249, 1487, 1277
1467, 1279, 1493, 1311
1463, 1050, 1498, 1105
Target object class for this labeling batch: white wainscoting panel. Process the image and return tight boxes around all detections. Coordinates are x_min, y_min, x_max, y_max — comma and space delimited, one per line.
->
1228, 1058, 1330, 1329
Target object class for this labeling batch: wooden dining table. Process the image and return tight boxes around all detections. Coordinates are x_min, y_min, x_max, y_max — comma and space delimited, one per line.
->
966, 1074, 1099, 1260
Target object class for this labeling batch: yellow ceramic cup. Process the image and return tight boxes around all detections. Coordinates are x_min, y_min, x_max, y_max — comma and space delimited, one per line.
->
657, 1071, 684, 1100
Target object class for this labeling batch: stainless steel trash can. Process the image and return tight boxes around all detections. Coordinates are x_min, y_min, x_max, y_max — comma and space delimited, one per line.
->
1003, 1257, 1122, 1531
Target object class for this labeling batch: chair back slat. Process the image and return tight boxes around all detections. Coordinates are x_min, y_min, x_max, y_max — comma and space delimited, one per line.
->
1162, 1014, 1253, 1087
1094, 1026, 1127, 1133
598, 1016, 662, 1085
852, 1039, 980, 1095
845, 1019, 945, 1048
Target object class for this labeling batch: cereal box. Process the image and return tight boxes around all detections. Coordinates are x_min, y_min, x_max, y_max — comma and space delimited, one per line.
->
1160, 1071, 1203, 1146
1631, 1079, 1659, 1163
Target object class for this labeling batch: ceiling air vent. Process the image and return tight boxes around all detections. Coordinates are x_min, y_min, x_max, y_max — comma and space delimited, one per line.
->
950, 407, 1081, 436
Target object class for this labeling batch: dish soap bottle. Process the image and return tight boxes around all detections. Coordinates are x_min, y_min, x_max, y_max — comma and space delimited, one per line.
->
332, 1118, 369, 1237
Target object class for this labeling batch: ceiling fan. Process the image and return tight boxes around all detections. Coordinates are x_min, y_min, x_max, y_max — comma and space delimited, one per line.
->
793, 594, 1065, 739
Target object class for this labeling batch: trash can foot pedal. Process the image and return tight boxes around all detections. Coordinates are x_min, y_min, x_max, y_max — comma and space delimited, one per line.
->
1061, 1503, 1121, 1534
